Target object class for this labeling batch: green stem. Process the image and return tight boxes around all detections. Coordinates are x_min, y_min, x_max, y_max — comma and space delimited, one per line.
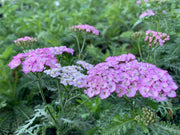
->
79, 36, 86, 59
13, 71, 18, 96
153, 46, 159, 64
17, 106, 30, 119
76, 98, 90, 109
137, 38, 143, 61
36, 73, 60, 133
64, 94, 81, 108
146, 45, 152, 63
75, 35, 81, 58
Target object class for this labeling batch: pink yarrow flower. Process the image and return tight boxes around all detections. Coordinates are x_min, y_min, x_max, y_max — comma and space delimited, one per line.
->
14, 36, 37, 46
81, 54, 178, 101
145, 30, 170, 46
136, 0, 148, 5
71, 24, 99, 35
162, 10, 166, 13
44, 61, 94, 88
140, 10, 155, 18
8, 46, 74, 74
136, 0, 141, 4
76, 60, 94, 70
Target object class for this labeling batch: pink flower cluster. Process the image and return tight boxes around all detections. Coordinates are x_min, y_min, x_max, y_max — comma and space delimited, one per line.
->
145, 30, 170, 46
44, 64, 61, 78
76, 60, 94, 70
59, 65, 87, 87
140, 10, 155, 18
8, 46, 74, 74
136, 0, 149, 4
44, 60, 94, 88
82, 54, 178, 101
71, 24, 99, 36
14, 36, 37, 46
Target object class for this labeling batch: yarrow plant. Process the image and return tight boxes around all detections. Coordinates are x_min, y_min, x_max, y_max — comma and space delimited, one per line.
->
140, 10, 155, 18
81, 54, 178, 101
145, 30, 170, 46
8, 45, 74, 134
14, 36, 37, 48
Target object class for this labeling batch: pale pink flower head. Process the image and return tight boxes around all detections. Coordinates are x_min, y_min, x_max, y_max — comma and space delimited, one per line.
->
137, 0, 148, 5
71, 24, 99, 35
14, 36, 37, 47
136, 0, 141, 4
140, 10, 155, 18
76, 60, 94, 70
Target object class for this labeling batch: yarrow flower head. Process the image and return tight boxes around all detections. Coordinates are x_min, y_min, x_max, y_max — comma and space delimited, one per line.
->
14, 36, 37, 47
8, 46, 74, 74
144, 30, 170, 46
44, 62, 93, 88
136, 0, 148, 5
76, 60, 94, 70
58, 65, 87, 88
81, 54, 178, 101
44, 64, 61, 78
136, 0, 141, 4
140, 10, 155, 18
71, 24, 99, 36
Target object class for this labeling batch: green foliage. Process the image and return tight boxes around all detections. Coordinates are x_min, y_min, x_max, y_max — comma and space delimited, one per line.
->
15, 106, 48, 135
0, 0, 180, 134
0, 45, 34, 133
104, 114, 137, 135
152, 122, 180, 135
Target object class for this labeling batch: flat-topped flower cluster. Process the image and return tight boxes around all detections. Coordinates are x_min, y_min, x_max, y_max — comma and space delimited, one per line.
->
44, 61, 93, 88
145, 30, 170, 46
8, 46, 74, 74
136, 0, 149, 5
14, 36, 37, 46
140, 10, 155, 18
71, 24, 99, 36
82, 54, 178, 101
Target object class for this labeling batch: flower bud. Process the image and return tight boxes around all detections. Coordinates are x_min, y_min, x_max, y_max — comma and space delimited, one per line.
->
132, 31, 143, 39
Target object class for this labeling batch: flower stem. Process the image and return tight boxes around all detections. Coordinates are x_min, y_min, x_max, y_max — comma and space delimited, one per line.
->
79, 36, 86, 59
137, 38, 143, 61
36, 73, 60, 134
74, 35, 81, 59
